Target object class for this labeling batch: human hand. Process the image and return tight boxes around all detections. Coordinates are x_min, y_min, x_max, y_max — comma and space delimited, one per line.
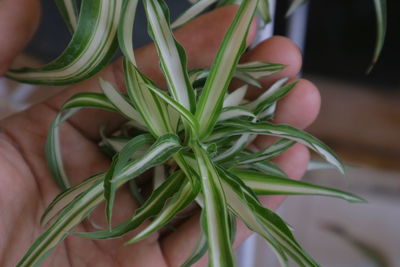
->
0, 3, 320, 267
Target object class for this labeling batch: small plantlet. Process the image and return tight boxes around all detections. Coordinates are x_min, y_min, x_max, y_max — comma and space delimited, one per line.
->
9, 0, 385, 266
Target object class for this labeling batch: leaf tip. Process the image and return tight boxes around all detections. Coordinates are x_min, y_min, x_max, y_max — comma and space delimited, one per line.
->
348, 195, 367, 204
365, 61, 376, 75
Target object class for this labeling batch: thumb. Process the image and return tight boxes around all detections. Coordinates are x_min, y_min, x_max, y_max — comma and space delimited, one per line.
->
0, 0, 41, 75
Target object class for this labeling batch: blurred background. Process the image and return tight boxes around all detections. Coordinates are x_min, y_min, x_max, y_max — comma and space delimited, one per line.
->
245, 1, 400, 266
1, 0, 399, 266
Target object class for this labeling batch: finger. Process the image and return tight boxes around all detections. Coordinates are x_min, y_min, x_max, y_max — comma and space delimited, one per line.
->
45, 5, 257, 141
273, 79, 321, 128
253, 78, 321, 149
0, 0, 41, 74
160, 212, 204, 267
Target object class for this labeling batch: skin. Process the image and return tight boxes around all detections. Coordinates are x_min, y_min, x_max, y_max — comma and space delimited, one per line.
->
0, 2, 321, 267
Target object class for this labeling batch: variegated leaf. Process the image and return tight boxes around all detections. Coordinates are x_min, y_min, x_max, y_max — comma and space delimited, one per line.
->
234, 169, 365, 203
55, 0, 79, 33
195, 0, 259, 138
126, 179, 199, 244
104, 134, 181, 225
75, 171, 185, 240
144, 0, 196, 112
172, 0, 218, 29
219, 120, 345, 173
193, 143, 235, 266
7, 0, 123, 85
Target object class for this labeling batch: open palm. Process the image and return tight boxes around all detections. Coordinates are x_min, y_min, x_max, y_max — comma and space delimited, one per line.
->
0, 3, 320, 267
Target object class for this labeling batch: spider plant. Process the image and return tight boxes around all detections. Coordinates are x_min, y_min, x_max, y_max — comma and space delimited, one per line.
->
9, 0, 386, 266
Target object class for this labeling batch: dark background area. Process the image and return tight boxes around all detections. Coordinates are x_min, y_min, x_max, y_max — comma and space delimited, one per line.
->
274, 0, 400, 89
26, 1, 399, 88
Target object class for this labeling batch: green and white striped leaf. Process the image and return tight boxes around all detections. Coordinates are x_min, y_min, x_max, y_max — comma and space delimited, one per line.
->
219, 120, 345, 173
75, 171, 185, 240
243, 78, 290, 111
126, 179, 199, 244
256, 0, 271, 24
171, 154, 203, 185
236, 61, 286, 80
55, 0, 79, 33
108, 135, 181, 186
218, 168, 319, 267
227, 186, 290, 267
307, 160, 338, 171
216, 168, 292, 266
142, 82, 199, 133
7, 0, 122, 85
118, 0, 176, 136
99, 78, 145, 126
245, 160, 288, 177
46, 111, 76, 190
214, 131, 253, 163
41, 172, 105, 227
181, 209, 240, 267
193, 143, 235, 267
190, 68, 260, 89
98, 134, 150, 158
118, 0, 139, 65
251, 80, 296, 115
104, 134, 155, 225
195, 0, 259, 138
104, 134, 181, 225
368, 0, 387, 72
124, 60, 174, 136
236, 139, 295, 165
62, 92, 117, 112
258, 102, 277, 120
189, 62, 278, 90
223, 85, 248, 108
99, 130, 130, 155
144, 0, 196, 112
17, 180, 104, 267
217, 0, 242, 7
188, 68, 209, 87
172, 0, 218, 29
227, 210, 238, 244
234, 71, 262, 87
46, 92, 132, 189
234, 169, 365, 203
218, 106, 255, 122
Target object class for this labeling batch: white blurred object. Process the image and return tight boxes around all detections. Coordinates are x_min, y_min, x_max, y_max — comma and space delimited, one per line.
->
0, 77, 38, 118
286, 1, 309, 51
251, 0, 276, 48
